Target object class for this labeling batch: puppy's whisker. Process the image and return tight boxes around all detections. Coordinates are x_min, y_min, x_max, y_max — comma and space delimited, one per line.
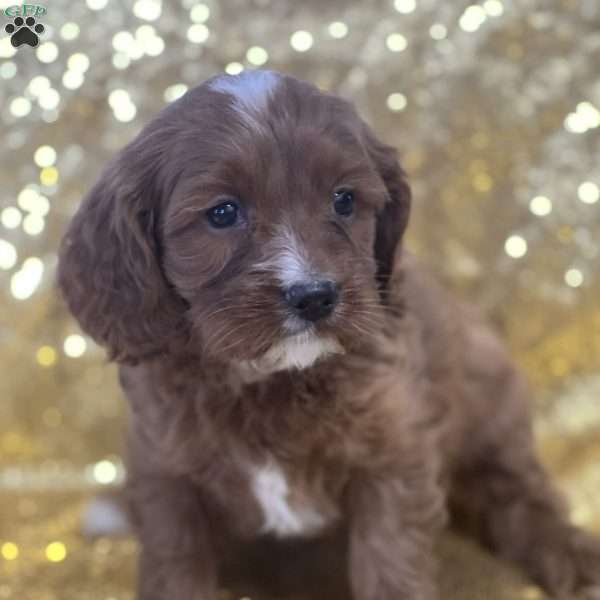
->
206, 324, 249, 355
210, 318, 274, 354
342, 309, 384, 319
337, 320, 375, 341
199, 304, 244, 321
202, 310, 272, 349
217, 326, 274, 357
335, 313, 383, 338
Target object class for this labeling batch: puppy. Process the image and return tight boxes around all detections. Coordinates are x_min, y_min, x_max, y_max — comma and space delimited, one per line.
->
58, 70, 600, 600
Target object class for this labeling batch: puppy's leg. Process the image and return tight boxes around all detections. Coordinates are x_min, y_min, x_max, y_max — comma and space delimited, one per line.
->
128, 473, 217, 600
451, 329, 600, 598
348, 470, 445, 600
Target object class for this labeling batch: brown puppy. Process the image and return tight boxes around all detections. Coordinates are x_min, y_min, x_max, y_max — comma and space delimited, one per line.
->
58, 70, 600, 600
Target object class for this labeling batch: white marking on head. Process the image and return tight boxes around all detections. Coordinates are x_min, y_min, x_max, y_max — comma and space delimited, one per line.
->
252, 461, 326, 537
210, 70, 280, 131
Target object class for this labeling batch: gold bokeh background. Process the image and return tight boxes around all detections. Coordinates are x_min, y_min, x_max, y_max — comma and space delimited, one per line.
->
0, 0, 599, 598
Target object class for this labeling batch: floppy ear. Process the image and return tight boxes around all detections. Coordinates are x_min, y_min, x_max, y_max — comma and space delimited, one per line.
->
362, 125, 412, 291
58, 140, 188, 364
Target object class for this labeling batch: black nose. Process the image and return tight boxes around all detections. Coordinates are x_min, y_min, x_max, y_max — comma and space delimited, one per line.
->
284, 280, 339, 322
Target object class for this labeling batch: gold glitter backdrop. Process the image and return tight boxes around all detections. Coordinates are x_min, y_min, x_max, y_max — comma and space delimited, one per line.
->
0, 0, 599, 598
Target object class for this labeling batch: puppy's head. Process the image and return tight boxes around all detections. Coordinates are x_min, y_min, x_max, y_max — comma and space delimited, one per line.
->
59, 70, 411, 373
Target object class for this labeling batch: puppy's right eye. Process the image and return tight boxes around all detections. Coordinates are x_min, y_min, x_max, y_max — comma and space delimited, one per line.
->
206, 200, 240, 229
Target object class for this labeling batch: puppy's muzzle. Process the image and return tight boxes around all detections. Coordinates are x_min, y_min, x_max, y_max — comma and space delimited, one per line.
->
283, 280, 339, 323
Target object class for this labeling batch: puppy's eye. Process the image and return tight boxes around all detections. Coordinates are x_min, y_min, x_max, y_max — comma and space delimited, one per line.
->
333, 188, 354, 217
206, 200, 240, 229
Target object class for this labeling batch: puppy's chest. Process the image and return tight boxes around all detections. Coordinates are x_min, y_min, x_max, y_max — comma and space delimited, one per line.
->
247, 459, 342, 538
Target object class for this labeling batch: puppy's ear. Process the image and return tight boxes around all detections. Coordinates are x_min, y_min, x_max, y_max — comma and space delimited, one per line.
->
362, 125, 412, 291
58, 139, 187, 364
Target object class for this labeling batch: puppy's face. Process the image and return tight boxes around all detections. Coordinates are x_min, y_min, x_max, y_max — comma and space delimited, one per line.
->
162, 73, 391, 373
58, 71, 411, 370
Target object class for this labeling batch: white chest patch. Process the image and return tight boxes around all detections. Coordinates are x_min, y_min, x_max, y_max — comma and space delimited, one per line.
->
251, 462, 326, 537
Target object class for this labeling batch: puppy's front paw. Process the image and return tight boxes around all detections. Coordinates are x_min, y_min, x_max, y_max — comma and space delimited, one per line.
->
581, 587, 600, 600
570, 532, 600, 599
530, 530, 600, 599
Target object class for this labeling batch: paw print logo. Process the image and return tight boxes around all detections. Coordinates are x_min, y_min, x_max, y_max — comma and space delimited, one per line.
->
5, 16, 45, 48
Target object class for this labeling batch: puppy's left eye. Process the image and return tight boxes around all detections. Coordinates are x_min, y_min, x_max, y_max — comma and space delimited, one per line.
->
333, 188, 354, 217
206, 200, 240, 229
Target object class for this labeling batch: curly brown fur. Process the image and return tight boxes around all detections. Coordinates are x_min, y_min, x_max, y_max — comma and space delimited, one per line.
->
58, 70, 600, 600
